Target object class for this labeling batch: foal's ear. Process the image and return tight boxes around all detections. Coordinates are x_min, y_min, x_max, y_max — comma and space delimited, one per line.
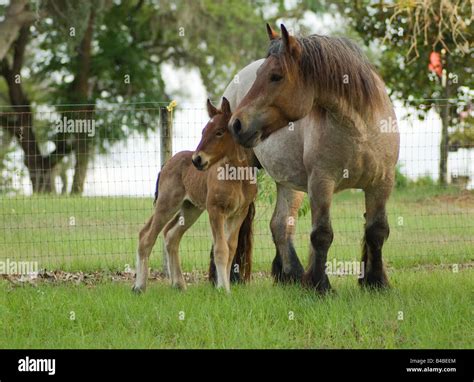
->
221, 97, 232, 116
266, 23, 279, 40
207, 99, 218, 118
280, 24, 299, 56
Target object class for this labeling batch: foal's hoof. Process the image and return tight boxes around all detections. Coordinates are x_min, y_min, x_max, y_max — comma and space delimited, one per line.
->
215, 285, 231, 294
229, 271, 241, 284
131, 285, 145, 294
171, 282, 187, 291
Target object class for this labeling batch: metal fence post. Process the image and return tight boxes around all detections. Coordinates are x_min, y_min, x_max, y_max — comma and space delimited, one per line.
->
160, 103, 174, 276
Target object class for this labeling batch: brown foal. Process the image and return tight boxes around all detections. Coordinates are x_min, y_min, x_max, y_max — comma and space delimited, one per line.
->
133, 98, 257, 293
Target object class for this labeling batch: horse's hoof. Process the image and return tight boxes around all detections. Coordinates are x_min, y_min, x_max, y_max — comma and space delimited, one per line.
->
359, 279, 391, 290
302, 272, 332, 295
273, 270, 303, 284
272, 262, 304, 284
358, 271, 390, 290
314, 284, 333, 295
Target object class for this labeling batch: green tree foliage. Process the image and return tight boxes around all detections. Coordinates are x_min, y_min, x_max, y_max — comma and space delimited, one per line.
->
1, 0, 301, 194
327, 0, 473, 184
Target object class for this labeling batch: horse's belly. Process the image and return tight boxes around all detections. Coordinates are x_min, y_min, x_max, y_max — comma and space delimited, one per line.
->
253, 127, 307, 191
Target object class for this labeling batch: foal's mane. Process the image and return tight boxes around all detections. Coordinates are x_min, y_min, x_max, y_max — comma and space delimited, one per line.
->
268, 34, 387, 117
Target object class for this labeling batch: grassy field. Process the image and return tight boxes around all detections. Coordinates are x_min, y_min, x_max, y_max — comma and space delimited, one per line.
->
0, 185, 473, 272
0, 267, 472, 348
0, 185, 473, 348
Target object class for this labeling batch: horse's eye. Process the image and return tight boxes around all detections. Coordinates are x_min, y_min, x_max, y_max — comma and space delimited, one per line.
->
270, 74, 283, 82
216, 130, 224, 137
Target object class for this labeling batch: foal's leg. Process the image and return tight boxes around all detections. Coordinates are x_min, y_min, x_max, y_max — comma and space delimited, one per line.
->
359, 186, 391, 289
164, 203, 202, 290
133, 191, 184, 293
271, 184, 305, 283
303, 177, 334, 294
208, 209, 231, 292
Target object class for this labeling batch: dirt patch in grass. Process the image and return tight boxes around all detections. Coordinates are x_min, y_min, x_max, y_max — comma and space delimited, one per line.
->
0, 269, 270, 287
427, 190, 474, 207
1, 263, 472, 287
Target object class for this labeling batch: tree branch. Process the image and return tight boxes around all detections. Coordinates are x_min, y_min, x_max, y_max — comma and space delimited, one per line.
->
0, 0, 36, 61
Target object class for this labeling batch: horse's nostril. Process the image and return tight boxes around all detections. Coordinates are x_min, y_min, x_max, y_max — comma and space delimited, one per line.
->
232, 119, 242, 135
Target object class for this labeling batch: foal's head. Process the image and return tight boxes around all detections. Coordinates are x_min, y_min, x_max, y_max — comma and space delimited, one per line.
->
192, 98, 235, 171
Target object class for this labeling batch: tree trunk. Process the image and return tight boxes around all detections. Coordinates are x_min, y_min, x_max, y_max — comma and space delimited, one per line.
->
0, 0, 35, 61
438, 54, 450, 186
0, 26, 52, 193
439, 102, 450, 186
68, 8, 95, 195
71, 138, 91, 194
0, 24, 74, 194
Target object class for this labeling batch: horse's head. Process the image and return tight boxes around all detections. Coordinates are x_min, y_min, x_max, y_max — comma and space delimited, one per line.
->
229, 24, 314, 148
192, 98, 234, 171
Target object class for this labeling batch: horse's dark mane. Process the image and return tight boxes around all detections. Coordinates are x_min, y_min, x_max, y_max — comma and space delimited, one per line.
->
268, 34, 386, 116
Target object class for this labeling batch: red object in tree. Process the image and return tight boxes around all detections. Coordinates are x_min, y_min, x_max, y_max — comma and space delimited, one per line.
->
428, 51, 442, 77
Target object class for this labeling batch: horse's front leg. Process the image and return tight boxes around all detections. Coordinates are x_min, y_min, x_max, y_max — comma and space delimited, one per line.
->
208, 209, 231, 292
271, 183, 305, 283
359, 186, 391, 289
303, 176, 334, 294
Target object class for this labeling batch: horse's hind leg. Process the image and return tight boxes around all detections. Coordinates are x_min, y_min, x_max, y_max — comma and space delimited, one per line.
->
359, 186, 391, 289
271, 184, 305, 283
133, 192, 184, 293
303, 177, 334, 294
164, 203, 202, 290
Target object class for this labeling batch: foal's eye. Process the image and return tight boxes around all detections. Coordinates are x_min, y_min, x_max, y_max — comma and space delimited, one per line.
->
270, 74, 283, 82
215, 130, 224, 137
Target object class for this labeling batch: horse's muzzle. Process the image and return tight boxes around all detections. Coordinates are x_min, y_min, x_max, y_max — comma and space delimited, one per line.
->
230, 117, 262, 148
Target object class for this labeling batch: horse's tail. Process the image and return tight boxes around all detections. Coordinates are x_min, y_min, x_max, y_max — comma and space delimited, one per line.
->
234, 201, 255, 283
208, 201, 255, 284
153, 172, 161, 206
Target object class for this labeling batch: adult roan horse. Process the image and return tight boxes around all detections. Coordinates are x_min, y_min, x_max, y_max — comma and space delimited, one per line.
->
133, 98, 257, 293
229, 24, 400, 293
220, 61, 308, 284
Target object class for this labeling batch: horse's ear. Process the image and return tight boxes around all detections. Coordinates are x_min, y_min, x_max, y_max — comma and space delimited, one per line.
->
207, 99, 218, 118
221, 97, 232, 116
266, 23, 279, 40
281, 24, 299, 56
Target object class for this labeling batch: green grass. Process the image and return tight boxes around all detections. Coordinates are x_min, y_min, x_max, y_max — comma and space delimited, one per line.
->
0, 267, 472, 349
0, 185, 472, 348
0, 185, 473, 272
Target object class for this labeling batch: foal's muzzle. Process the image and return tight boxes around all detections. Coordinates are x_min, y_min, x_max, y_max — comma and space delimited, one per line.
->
192, 153, 208, 171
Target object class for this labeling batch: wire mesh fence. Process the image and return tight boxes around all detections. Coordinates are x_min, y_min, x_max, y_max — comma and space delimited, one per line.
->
0, 103, 473, 273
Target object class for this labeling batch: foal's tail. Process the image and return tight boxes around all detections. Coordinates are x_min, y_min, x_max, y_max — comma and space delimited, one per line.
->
234, 201, 255, 283
208, 201, 255, 284
153, 172, 161, 206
